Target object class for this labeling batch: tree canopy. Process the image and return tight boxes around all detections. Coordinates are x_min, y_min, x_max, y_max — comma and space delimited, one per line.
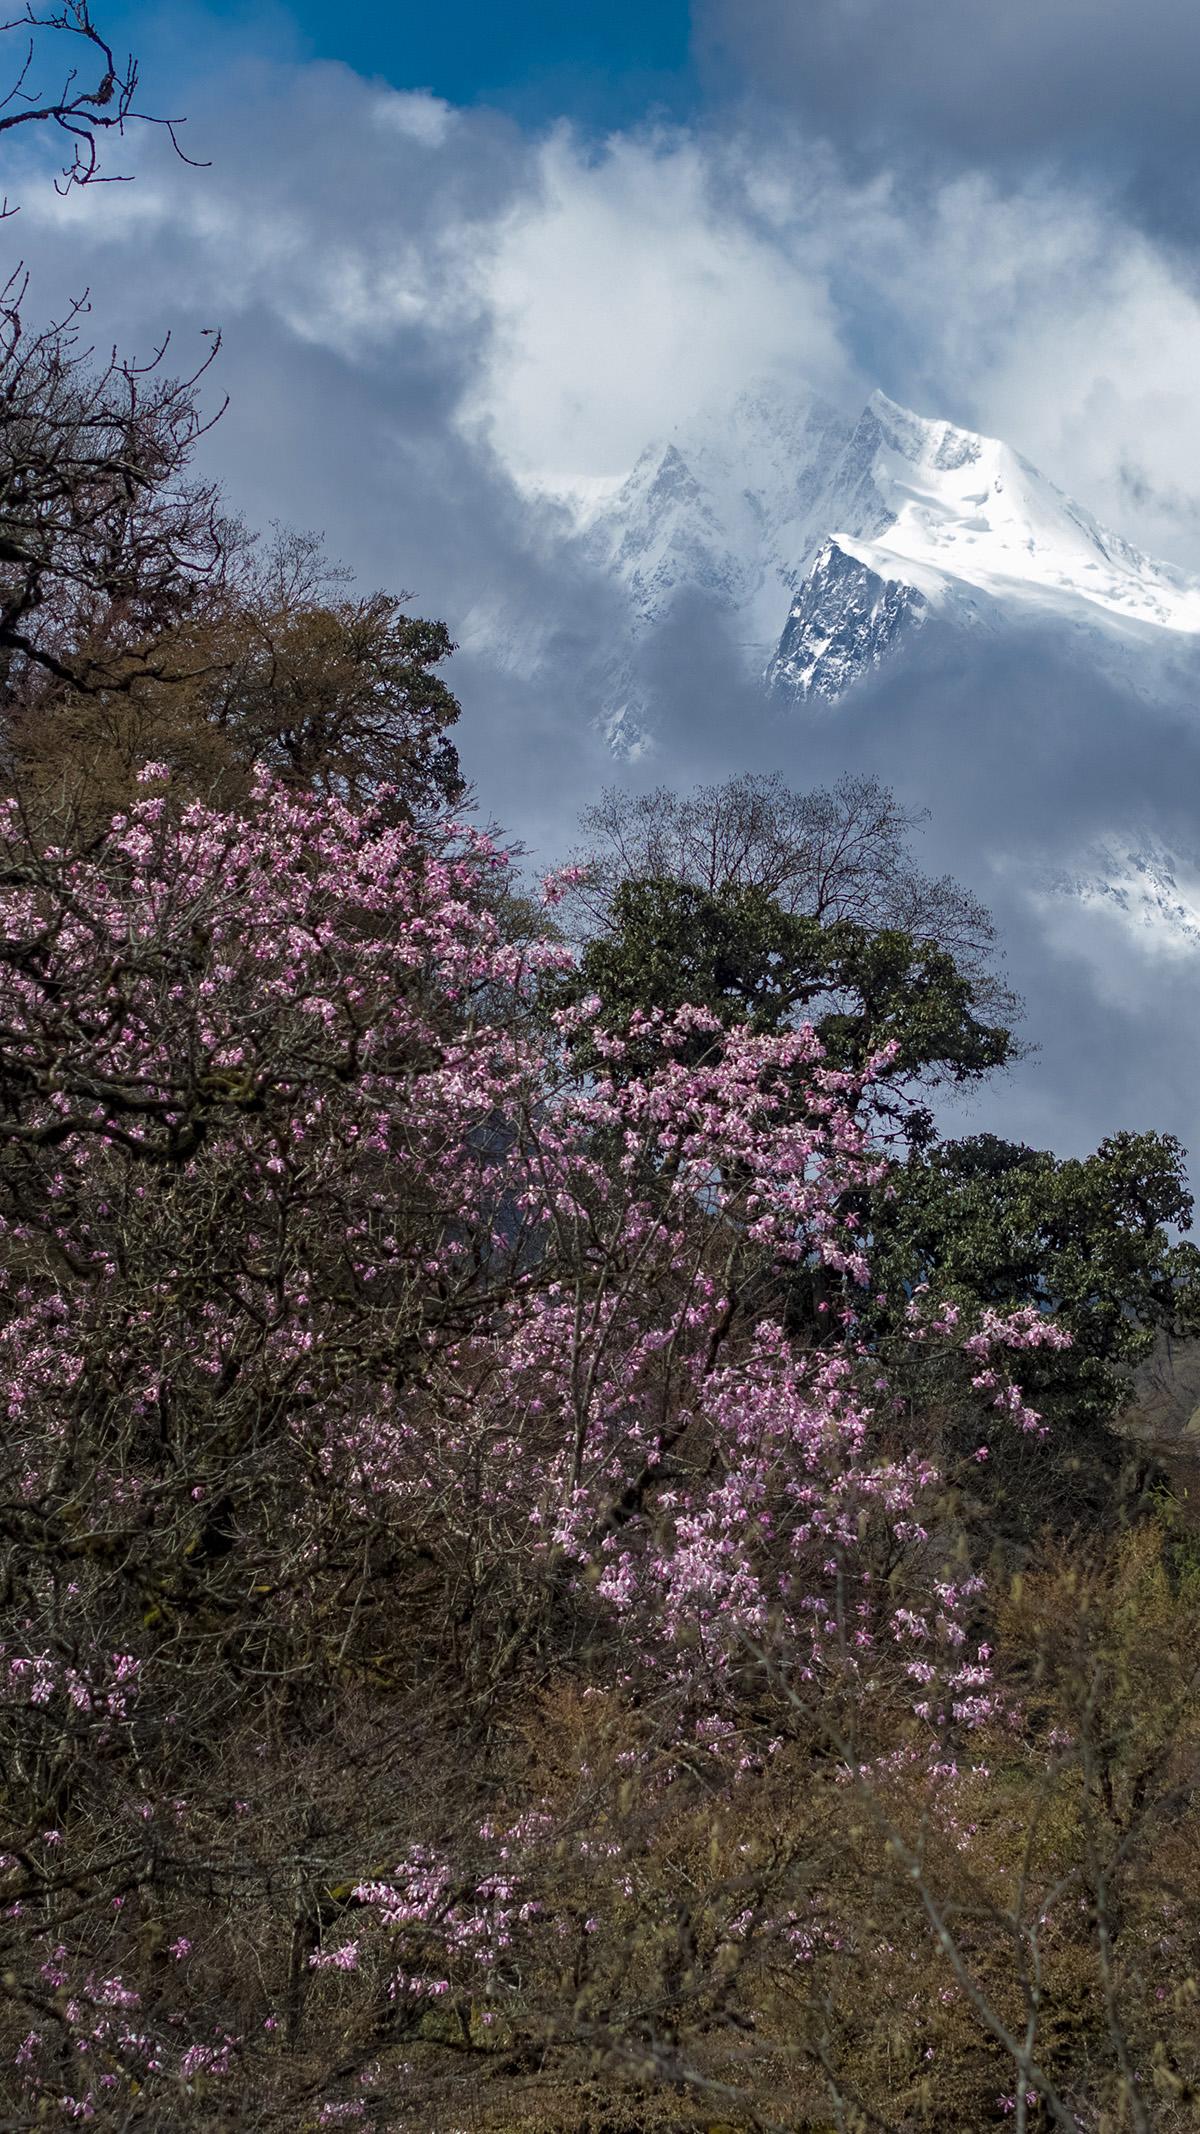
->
566, 873, 1014, 1143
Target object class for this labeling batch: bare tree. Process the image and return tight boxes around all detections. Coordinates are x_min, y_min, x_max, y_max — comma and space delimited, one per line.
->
0, 281, 228, 707
0, 0, 227, 730
563, 770, 1020, 1021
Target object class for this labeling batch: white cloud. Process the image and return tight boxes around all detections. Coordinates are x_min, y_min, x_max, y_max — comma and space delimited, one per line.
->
695, 0, 1200, 165
370, 89, 456, 147
465, 125, 849, 486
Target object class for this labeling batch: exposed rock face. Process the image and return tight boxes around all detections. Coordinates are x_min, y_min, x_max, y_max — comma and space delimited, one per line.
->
767, 538, 928, 701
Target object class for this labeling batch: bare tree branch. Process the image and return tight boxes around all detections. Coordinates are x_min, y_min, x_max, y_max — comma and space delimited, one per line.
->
0, 0, 205, 212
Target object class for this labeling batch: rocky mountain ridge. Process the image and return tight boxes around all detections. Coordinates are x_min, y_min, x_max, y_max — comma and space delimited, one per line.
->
573, 383, 1200, 708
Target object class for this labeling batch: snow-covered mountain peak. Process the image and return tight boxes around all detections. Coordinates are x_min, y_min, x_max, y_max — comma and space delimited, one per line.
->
474, 376, 1200, 968
507, 375, 1200, 756
826, 390, 1200, 642
1021, 842, 1200, 966
577, 378, 1200, 687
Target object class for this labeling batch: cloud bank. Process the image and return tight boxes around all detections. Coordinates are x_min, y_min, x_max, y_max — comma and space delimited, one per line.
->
696, 0, 1200, 182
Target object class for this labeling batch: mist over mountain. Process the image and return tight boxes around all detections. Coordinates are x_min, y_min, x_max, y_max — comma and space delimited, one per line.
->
559, 381, 1200, 717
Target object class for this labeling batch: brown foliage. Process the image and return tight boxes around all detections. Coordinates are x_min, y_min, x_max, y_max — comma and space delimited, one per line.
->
1, 521, 465, 832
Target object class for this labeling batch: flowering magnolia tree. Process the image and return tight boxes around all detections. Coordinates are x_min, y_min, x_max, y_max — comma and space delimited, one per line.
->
0, 772, 1185, 2131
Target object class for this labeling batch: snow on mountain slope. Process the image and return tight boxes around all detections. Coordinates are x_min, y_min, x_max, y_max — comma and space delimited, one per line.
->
824, 391, 1200, 634
575, 384, 858, 649
574, 382, 1200, 706
769, 390, 1200, 700
1027, 844, 1200, 957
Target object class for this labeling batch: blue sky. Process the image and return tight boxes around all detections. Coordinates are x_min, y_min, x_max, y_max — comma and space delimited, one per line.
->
286, 0, 695, 124
117, 0, 698, 127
